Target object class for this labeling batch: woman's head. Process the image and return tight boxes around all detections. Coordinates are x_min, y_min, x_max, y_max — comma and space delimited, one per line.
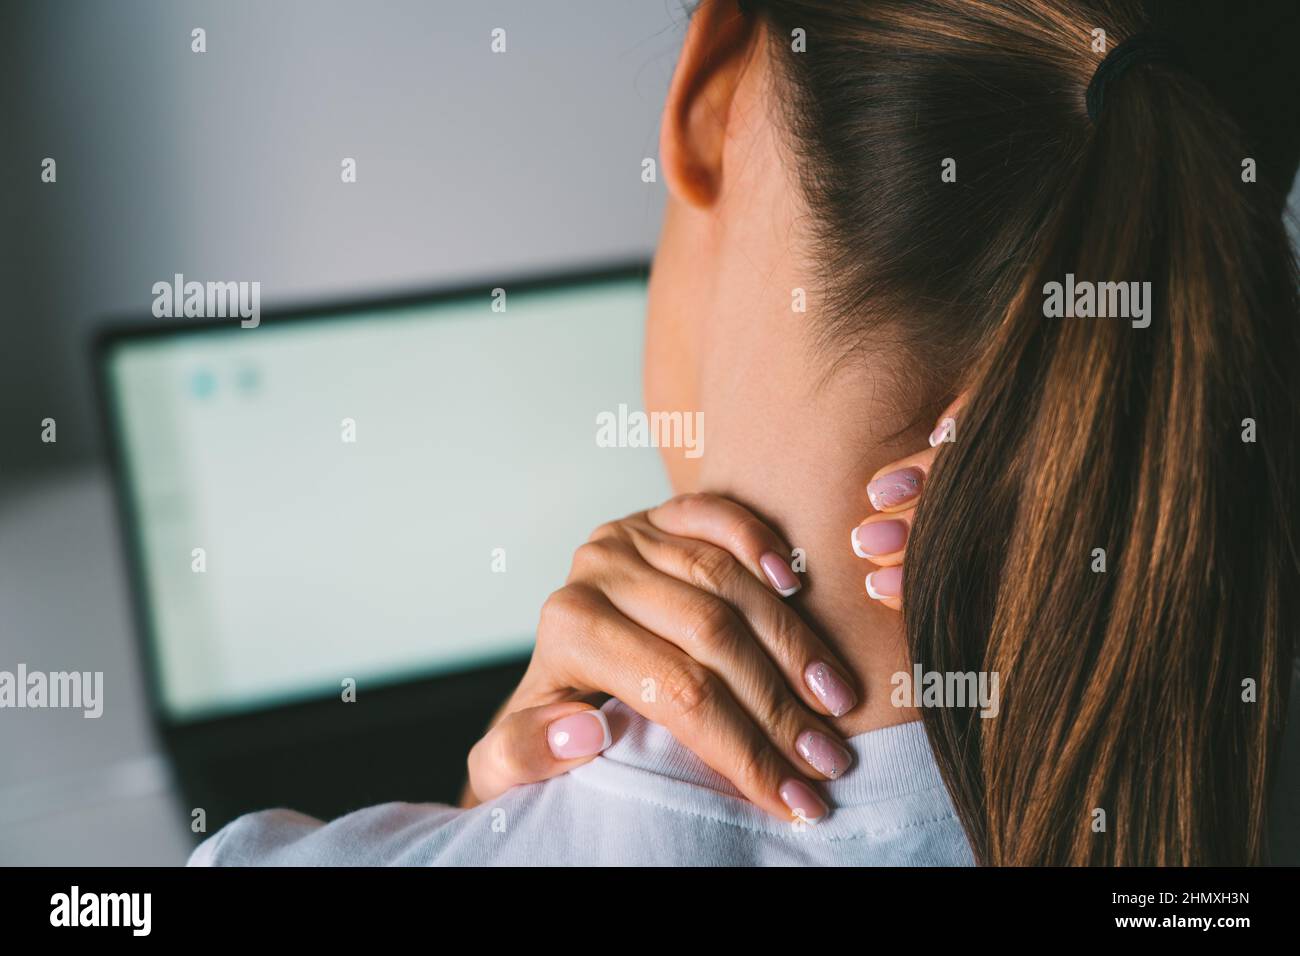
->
648, 0, 1300, 864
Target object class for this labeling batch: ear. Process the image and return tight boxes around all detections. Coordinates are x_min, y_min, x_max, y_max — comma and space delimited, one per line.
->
660, 0, 760, 209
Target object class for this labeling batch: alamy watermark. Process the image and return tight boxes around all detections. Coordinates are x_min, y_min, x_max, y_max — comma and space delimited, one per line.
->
50, 886, 150, 936
596, 403, 703, 459
891, 664, 1000, 718
152, 273, 261, 328
0, 664, 103, 718
1042, 273, 1152, 328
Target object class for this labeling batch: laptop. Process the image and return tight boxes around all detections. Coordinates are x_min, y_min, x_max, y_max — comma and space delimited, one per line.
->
95, 263, 671, 838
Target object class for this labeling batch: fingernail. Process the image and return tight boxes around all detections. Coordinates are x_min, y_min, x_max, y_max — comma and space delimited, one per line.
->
928, 417, 956, 447
865, 566, 903, 600
759, 551, 801, 597
851, 519, 908, 558
547, 710, 612, 759
779, 778, 828, 824
804, 661, 857, 716
796, 730, 854, 779
866, 467, 924, 510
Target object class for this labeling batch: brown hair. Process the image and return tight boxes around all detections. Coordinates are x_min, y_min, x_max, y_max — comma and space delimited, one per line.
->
740, 0, 1300, 864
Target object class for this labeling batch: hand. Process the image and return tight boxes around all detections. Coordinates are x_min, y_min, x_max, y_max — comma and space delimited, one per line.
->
852, 401, 963, 611
465, 493, 860, 824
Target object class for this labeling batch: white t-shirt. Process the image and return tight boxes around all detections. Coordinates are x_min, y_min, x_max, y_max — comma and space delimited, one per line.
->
189, 699, 975, 866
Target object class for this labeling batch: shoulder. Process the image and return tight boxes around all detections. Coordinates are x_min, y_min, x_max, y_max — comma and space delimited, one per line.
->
188, 802, 466, 866
187, 778, 581, 866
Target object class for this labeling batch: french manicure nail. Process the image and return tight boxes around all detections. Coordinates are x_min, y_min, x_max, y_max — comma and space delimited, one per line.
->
547, 710, 612, 759
851, 519, 908, 558
779, 778, 829, 824
759, 551, 801, 597
796, 730, 854, 779
865, 566, 903, 600
804, 661, 857, 716
866, 467, 924, 511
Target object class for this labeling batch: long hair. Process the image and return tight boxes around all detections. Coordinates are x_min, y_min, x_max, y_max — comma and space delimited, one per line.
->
740, 0, 1300, 864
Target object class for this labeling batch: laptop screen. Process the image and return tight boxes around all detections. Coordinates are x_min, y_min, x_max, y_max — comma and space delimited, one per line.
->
102, 271, 671, 722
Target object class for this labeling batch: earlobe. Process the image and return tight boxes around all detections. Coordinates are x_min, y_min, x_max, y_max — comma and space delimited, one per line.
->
660, 0, 758, 209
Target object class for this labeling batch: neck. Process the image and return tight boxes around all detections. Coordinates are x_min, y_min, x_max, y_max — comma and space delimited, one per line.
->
693, 364, 925, 737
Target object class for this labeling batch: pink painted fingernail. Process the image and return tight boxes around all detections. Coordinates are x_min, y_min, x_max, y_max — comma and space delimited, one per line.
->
865, 566, 903, 600
796, 730, 854, 779
928, 417, 956, 447
779, 778, 828, 824
804, 661, 857, 716
851, 519, 908, 558
866, 467, 924, 510
547, 710, 612, 759
759, 551, 801, 597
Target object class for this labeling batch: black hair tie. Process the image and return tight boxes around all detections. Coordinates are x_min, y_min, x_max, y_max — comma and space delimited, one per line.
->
1085, 32, 1181, 122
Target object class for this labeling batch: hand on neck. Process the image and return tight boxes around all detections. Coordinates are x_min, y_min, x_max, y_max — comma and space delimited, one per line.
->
685, 359, 929, 737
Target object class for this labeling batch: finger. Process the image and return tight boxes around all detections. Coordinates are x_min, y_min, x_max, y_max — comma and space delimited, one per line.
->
636, 492, 859, 713
645, 492, 802, 598
466, 701, 610, 803
865, 449, 935, 513
865, 565, 903, 612
859, 398, 966, 609
614, 523, 859, 718
539, 585, 831, 824
864, 397, 968, 514
577, 538, 853, 778
850, 509, 914, 567
859, 514, 909, 609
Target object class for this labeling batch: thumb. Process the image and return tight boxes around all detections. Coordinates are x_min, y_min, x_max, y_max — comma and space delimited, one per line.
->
465, 701, 612, 804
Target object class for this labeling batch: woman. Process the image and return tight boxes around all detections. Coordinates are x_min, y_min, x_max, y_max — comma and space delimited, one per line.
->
193, 0, 1300, 866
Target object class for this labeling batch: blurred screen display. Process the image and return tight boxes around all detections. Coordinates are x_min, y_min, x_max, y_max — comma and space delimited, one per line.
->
104, 274, 670, 721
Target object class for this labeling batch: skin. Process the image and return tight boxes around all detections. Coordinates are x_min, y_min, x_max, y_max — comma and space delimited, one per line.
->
464, 1, 956, 822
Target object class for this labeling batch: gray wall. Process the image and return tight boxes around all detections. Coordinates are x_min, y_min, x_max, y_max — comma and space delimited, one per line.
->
0, 0, 684, 476
4, 1, 1297, 479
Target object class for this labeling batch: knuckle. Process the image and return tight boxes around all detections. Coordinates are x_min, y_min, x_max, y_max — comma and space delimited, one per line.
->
669, 491, 707, 508
726, 514, 769, 558
622, 518, 658, 551
760, 610, 806, 666
680, 595, 741, 654
682, 542, 737, 595
668, 491, 717, 517
489, 726, 531, 782
538, 584, 599, 635
758, 689, 807, 745
570, 539, 614, 576
538, 588, 573, 630
587, 520, 622, 542
660, 659, 721, 722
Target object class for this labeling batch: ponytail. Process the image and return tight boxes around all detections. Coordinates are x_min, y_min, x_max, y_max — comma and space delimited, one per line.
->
743, 0, 1300, 863
907, 43, 1300, 865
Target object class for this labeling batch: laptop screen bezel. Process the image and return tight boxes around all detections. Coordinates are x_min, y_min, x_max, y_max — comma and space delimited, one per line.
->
92, 260, 650, 739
